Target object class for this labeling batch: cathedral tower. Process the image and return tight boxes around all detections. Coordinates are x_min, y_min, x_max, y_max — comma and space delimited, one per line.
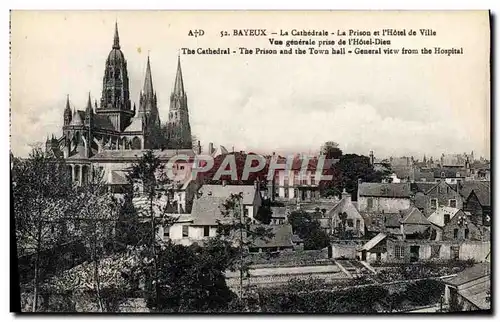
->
97, 22, 134, 131
139, 55, 160, 127
167, 56, 192, 149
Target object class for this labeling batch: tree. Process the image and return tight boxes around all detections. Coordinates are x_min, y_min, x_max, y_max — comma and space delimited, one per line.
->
12, 147, 75, 311
151, 241, 237, 312
73, 168, 120, 311
321, 141, 343, 159
216, 193, 274, 303
255, 198, 273, 224
335, 154, 391, 200
126, 150, 178, 311
288, 211, 330, 250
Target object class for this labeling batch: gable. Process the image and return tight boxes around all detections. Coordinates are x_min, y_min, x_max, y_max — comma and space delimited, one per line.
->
402, 208, 429, 225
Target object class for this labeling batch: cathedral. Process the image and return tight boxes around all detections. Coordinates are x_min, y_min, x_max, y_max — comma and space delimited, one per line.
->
46, 23, 195, 186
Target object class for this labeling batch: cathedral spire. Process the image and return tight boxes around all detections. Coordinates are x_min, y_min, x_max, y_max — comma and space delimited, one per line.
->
143, 54, 154, 96
65, 94, 70, 110
86, 92, 92, 111
173, 54, 185, 97
113, 21, 120, 49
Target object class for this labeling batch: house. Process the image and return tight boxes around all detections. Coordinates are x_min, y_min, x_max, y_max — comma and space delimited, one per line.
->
386, 239, 490, 263
160, 213, 196, 246
270, 156, 338, 202
411, 180, 463, 217
443, 262, 491, 311
461, 181, 491, 226
357, 182, 411, 213
198, 182, 262, 221
427, 207, 482, 241
399, 207, 431, 240
248, 224, 295, 253
328, 189, 365, 237
432, 167, 467, 184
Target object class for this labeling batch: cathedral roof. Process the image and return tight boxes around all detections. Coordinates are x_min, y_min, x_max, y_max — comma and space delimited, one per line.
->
69, 110, 84, 126
124, 117, 143, 132
93, 114, 115, 130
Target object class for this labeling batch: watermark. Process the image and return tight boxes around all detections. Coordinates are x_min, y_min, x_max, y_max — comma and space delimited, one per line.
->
164, 153, 334, 183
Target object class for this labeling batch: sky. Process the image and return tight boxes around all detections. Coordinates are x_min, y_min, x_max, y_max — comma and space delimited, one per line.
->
10, 11, 490, 160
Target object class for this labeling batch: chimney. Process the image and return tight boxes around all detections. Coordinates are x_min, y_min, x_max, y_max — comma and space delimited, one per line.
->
357, 178, 362, 202
208, 142, 214, 155
342, 188, 351, 201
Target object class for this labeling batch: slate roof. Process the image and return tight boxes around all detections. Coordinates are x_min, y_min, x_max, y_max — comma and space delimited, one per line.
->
124, 117, 143, 132
190, 196, 227, 226
459, 280, 491, 310
91, 149, 196, 161
358, 182, 411, 198
460, 181, 491, 206
198, 184, 257, 205
445, 262, 490, 287
427, 207, 461, 227
361, 232, 387, 251
250, 224, 294, 248
270, 206, 287, 218
109, 170, 129, 185
401, 207, 429, 225
411, 182, 437, 193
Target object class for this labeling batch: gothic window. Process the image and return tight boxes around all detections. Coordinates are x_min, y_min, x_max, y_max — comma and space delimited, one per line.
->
106, 90, 112, 101
115, 89, 121, 100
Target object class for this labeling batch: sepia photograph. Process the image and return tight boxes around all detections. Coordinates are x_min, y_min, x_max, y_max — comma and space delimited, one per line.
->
10, 10, 491, 313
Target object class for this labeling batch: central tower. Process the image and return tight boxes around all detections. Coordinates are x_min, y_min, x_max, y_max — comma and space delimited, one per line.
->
97, 22, 135, 131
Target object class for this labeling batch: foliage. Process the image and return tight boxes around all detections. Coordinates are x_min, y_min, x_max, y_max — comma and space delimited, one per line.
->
12, 147, 76, 311
321, 141, 343, 159
216, 193, 274, 301
144, 241, 236, 312
254, 198, 273, 224
318, 151, 391, 199
288, 211, 330, 250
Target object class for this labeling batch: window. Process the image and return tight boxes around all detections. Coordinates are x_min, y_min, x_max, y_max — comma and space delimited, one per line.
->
449, 199, 457, 208
465, 229, 469, 239
347, 219, 354, 227
444, 214, 450, 225
367, 198, 373, 210
182, 225, 189, 238
356, 219, 360, 231
453, 229, 458, 239
203, 226, 210, 237
284, 188, 289, 198
164, 227, 170, 238
430, 198, 437, 209
441, 172, 445, 178
451, 246, 460, 260
395, 245, 404, 259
